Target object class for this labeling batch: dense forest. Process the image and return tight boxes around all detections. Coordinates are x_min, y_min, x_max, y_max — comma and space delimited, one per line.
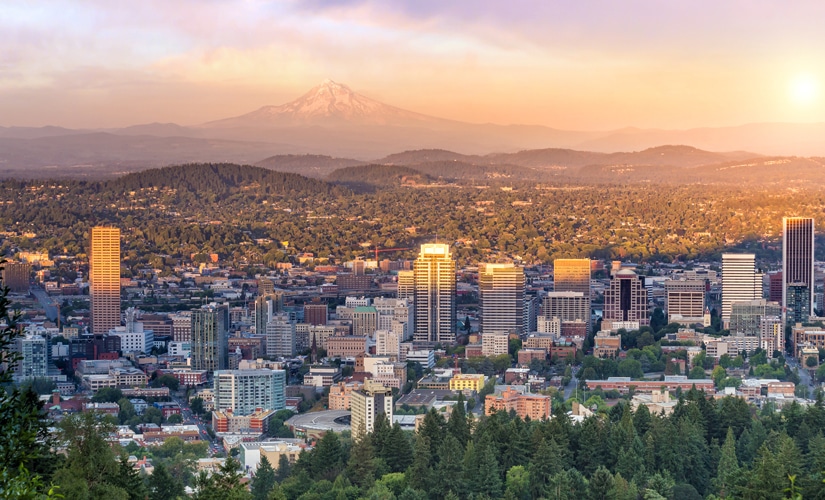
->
0, 163, 824, 274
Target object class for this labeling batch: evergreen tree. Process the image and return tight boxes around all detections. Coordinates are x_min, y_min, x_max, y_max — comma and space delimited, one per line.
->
275, 454, 291, 483
382, 423, 413, 473
0, 276, 55, 496
446, 392, 470, 447
148, 463, 185, 500
193, 456, 251, 500
251, 455, 277, 500
528, 438, 564, 497
111, 455, 150, 500
475, 441, 503, 498
346, 430, 377, 489
311, 431, 343, 481
266, 483, 287, 500
418, 409, 446, 454
633, 404, 652, 436
588, 466, 615, 500
371, 413, 392, 455
713, 427, 740, 498
432, 434, 465, 498
53, 412, 131, 499
406, 436, 432, 493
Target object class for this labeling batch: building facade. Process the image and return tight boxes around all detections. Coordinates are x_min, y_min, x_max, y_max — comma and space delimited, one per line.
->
479, 263, 525, 335
783, 217, 815, 320
213, 369, 286, 416
553, 258, 591, 295
90, 226, 121, 334
413, 244, 456, 344
603, 269, 649, 326
191, 305, 228, 373
350, 380, 393, 440
722, 253, 763, 325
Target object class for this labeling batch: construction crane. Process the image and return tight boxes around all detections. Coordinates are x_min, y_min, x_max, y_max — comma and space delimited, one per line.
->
373, 247, 412, 261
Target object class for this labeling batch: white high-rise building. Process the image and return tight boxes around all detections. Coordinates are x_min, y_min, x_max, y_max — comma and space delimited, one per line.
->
375, 330, 401, 357
482, 331, 510, 357
213, 369, 286, 416
15, 334, 48, 381
479, 263, 525, 335
266, 314, 296, 357
721, 253, 763, 326
373, 297, 413, 340
109, 308, 154, 354
413, 244, 456, 344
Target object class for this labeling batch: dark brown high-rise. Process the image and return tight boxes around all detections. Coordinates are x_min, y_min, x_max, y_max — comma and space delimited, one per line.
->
783, 217, 815, 318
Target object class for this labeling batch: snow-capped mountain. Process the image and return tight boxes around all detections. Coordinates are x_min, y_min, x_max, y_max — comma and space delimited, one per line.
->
202, 79, 447, 128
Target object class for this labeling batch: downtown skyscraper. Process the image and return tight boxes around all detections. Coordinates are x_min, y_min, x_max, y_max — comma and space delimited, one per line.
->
553, 258, 591, 295
783, 217, 815, 323
479, 263, 525, 335
90, 226, 121, 334
191, 304, 229, 373
413, 243, 456, 344
721, 253, 763, 327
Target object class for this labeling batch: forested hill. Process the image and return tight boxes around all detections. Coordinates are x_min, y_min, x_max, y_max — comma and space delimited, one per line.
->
326, 164, 433, 191
107, 163, 347, 197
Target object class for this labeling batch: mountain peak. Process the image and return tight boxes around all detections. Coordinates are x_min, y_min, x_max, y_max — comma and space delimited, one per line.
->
202, 81, 445, 128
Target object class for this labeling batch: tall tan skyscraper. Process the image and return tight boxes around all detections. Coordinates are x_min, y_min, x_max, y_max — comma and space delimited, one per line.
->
90, 226, 121, 334
479, 263, 525, 335
413, 243, 456, 344
553, 259, 591, 296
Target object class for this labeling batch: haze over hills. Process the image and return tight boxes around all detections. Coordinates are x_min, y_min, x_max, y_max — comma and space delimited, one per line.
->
1, 80, 825, 179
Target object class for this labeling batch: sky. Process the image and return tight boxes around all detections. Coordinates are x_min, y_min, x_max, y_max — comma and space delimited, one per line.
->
3, 0, 825, 130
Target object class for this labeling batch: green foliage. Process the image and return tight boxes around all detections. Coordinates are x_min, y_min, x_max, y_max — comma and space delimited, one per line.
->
192, 456, 251, 500
53, 412, 131, 499
91, 387, 123, 403
250, 455, 276, 500
147, 463, 185, 500
151, 374, 180, 391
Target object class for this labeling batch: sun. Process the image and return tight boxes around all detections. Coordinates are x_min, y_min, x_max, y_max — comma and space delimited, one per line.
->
790, 74, 819, 105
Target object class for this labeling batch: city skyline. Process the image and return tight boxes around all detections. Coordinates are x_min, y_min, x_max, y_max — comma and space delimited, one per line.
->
3, 2, 824, 130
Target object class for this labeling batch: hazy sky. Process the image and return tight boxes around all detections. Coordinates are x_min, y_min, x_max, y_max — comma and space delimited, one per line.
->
3, 0, 825, 129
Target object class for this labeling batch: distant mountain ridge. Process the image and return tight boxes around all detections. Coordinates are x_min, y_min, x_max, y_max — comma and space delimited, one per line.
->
3, 80, 825, 174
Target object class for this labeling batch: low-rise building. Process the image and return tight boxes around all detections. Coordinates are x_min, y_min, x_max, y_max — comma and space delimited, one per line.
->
328, 381, 363, 410
449, 373, 486, 394
485, 387, 551, 421
585, 375, 715, 394
303, 366, 342, 388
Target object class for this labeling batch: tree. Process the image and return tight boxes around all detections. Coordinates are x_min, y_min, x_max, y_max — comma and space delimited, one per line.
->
446, 393, 470, 447
475, 441, 503, 498
193, 456, 251, 500
688, 365, 706, 379
53, 412, 130, 499
806, 356, 818, 368
275, 454, 291, 483
406, 436, 432, 492
190, 397, 205, 416
711, 365, 727, 387
589, 466, 615, 500
432, 434, 465, 498
147, 463, 185, 500
152, 373, 180, 391
311, 431, 343, 481
346, 430, 377, 489
251, 455, 276, 500
92, 386, 124, 403
166, 413, 183, 424
505, 465, 530, 500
